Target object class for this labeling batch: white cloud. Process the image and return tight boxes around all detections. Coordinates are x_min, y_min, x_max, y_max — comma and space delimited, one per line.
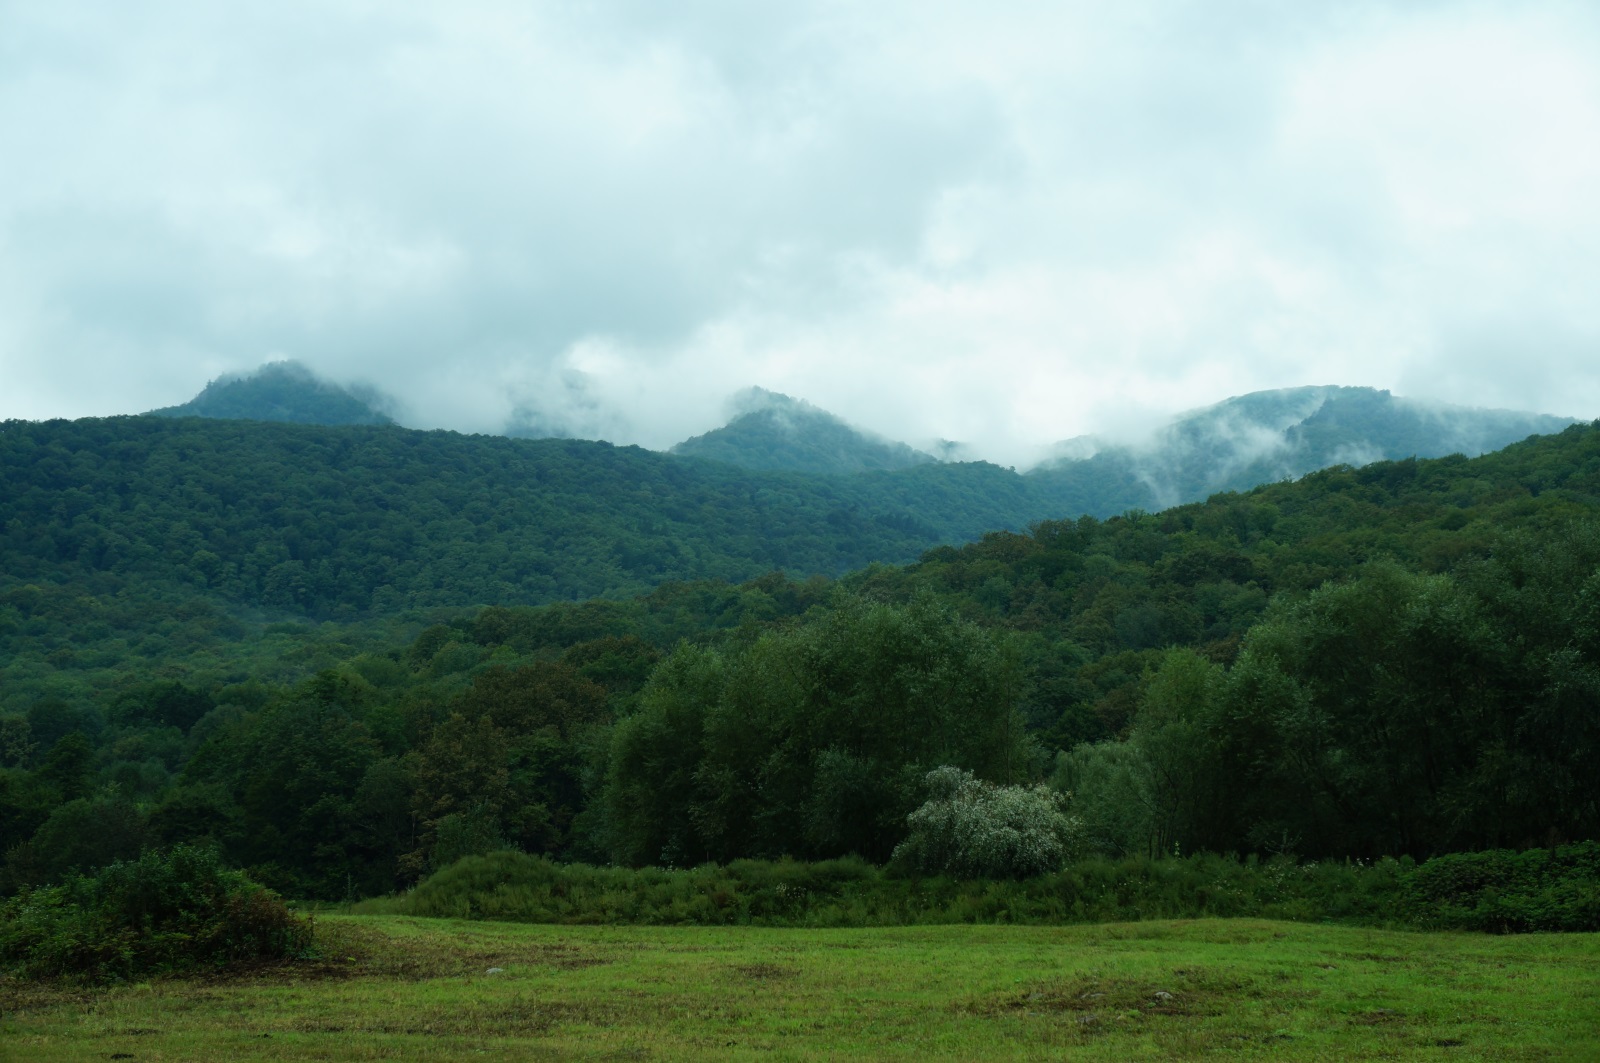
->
1, 0, 1597, 464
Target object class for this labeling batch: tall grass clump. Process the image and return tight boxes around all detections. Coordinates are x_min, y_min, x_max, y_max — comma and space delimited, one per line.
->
0, 845, 312, 982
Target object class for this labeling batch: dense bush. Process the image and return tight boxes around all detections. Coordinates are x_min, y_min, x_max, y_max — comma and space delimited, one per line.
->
1403, 843, 1600, 932
0, 845, 311, 982
892, 766, 1080, 879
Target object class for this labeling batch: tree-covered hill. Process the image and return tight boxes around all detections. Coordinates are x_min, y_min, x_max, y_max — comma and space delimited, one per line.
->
670, 388, 937, 474
0, 416, 1039, 617
146, 360, 396, 426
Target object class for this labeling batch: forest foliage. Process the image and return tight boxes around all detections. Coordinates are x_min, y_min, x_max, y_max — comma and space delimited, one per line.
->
0, 415, 1038, 617
2, 416, 1600, 910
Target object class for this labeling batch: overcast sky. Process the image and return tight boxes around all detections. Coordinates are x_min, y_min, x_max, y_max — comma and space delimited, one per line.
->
3, 1, 1598, 465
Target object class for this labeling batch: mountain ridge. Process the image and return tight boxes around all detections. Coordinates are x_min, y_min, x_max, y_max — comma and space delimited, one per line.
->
1028, 384, 1577, 514
670, 383, 1578, 517
3, 401, 1589, 621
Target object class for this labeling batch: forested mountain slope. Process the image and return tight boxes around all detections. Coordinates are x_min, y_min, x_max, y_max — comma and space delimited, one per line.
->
0, 416, 1037, 616
1, 397, 1585, 624
848, 420, 1600, 741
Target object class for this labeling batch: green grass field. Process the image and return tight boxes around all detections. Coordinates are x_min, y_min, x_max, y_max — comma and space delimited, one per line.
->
3, 916, 1597, 1061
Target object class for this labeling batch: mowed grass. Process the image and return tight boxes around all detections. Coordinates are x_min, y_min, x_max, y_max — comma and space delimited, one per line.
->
3, 916, 1597, 1061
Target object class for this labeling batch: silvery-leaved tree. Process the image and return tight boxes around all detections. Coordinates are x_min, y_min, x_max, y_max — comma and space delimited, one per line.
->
892, 766, 1080, 880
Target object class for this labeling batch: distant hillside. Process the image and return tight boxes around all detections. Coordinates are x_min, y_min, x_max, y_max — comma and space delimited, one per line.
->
0, 417, 1036, 617
147, 361, 395, 426
1028, 386, 1577, 515
671, 389, 937, 474
3, 386, 1581, 619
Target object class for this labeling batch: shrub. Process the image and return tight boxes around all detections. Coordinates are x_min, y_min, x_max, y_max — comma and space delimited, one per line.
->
357, 849, 1409, 928
0, 845, 311, 982
891, 767, 1081, 880
1402, 842, 1600, 932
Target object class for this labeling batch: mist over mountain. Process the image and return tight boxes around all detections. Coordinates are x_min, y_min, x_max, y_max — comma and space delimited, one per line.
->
670, 389, 938, 475
663, 384, 1575, 519
146, 361, 396, 427
130, 370, 1578, 534
1027, 386, 1577, 514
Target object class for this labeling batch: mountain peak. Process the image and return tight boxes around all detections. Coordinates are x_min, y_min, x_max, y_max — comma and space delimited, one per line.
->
670, 388, 937, 475
727, 386, 813, 418
147, 361, 396, 427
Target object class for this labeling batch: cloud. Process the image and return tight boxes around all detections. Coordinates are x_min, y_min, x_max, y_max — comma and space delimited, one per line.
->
2, 1, 1598, 465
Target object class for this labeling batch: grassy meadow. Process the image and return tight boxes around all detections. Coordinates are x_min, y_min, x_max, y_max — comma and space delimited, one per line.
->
3, 915, 1597, 1061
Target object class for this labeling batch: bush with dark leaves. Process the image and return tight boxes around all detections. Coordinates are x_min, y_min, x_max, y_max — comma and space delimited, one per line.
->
0, 845, 311, 982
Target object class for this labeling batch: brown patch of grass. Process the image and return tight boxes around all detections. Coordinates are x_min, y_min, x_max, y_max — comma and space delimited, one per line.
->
305, 919, 610, 981
965, 968, 1264, 1022
0, 917, 613, 1012
0, 977, 99, 1012
730, 962, 796, 980
287, 998, 623, 1037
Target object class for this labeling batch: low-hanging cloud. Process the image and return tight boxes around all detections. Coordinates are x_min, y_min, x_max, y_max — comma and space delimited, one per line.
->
2, 0, 1598, 467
